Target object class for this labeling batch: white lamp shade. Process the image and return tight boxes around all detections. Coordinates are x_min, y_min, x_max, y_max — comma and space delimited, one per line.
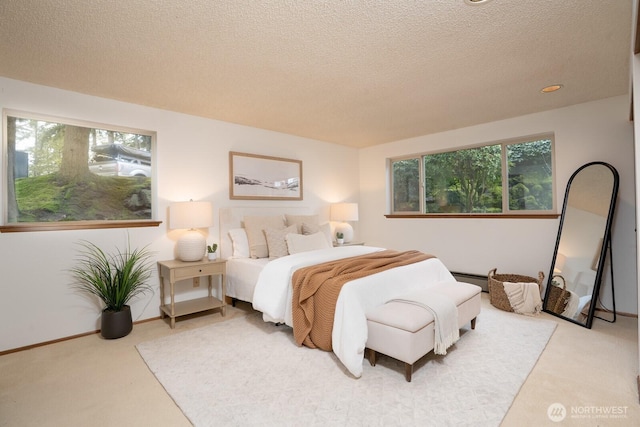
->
330, 203, 359, 222
170, 201, 213, 229
554, 252, 567, 274
170, 201, 213, 262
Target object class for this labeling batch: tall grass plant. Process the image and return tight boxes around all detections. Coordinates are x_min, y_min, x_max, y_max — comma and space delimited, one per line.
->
70, 237, 153, 312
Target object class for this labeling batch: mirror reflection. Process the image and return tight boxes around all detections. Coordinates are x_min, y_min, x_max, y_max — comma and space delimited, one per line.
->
544, 162, 618, 328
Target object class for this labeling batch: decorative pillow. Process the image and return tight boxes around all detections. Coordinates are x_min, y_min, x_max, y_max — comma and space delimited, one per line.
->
286, 231, 331, 254
244, 215, 285, 258
264, 225, 298, 259
319, 222, 333, 246
286, 214, 319, 233
303, 222, 333, 246
228, 228, 250, 258
301, 222, 319, 234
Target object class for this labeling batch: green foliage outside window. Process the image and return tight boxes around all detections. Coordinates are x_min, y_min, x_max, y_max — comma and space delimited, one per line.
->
424, 145, 502, 213
391, 136, 554, 215
4, 112, 155, 224
506, 140, 553, 211
392, 158, 420, 212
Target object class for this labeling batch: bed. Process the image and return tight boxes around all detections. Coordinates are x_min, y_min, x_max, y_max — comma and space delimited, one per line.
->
220, 206, 328, 303
219, 207, 459, 378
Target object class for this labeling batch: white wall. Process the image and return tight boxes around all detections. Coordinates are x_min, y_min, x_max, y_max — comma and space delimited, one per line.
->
1, 78, 635, 353
359, 95, 637, 315
0, 77, 359, 352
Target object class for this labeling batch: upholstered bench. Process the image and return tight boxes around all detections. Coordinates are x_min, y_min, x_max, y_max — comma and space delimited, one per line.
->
365, 281, 482, 382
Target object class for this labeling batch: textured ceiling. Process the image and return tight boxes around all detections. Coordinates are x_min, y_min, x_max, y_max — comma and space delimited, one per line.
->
0, 0, 633, 148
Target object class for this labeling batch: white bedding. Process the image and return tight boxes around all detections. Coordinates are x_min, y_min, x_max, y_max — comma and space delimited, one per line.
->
253, 246, 384, 323
252, 246, 456, 378
226, 257, 270, 303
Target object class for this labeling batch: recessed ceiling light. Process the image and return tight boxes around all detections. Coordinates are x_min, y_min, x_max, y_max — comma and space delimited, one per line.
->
541, 84, 563, 93
465, 0, 492, 5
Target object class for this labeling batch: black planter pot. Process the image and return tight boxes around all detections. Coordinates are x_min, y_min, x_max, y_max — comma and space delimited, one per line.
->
101, 305, 133, 339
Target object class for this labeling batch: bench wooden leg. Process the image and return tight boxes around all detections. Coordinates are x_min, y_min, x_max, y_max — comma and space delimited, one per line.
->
367, 348, 377, 366
405, 363, 413, 382
471, 317, 477, 330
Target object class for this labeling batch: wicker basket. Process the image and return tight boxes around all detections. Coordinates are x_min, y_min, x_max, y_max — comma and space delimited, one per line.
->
487, 268, 545, 312
548, 275, 571, 313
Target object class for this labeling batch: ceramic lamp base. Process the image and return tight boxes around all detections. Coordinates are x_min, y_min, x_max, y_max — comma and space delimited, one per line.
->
177, 229, 206, 261
335, 222, 354, 243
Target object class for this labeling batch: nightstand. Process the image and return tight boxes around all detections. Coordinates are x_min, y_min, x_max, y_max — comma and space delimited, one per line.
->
157, 258, 226, 328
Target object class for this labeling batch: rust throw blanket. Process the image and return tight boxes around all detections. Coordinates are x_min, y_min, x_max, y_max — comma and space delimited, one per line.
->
291, 249, 435, 350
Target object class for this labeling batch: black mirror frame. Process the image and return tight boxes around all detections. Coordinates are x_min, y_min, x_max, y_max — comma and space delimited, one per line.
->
543, 161, 619, 328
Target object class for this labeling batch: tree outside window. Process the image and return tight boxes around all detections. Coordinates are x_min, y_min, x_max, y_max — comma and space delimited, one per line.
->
506, 139, 553, 211
3, 111, 156, 229
392, 158, 420, 212
390, 135, 554, 215
424, 145, 502, 213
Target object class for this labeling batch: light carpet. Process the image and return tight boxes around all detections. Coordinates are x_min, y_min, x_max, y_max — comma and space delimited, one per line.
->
137, 308, 556, 427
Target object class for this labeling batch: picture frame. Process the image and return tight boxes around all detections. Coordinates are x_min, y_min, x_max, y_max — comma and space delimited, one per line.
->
229, 151, 303, 200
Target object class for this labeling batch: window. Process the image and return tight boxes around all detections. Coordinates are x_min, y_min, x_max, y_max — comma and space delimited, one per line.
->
2, 110, 160, 232
390, 135, 555, 216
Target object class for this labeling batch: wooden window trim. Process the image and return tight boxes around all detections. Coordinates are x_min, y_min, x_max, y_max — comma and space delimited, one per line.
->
385, 214, 559, 219
0, 220, 162, 233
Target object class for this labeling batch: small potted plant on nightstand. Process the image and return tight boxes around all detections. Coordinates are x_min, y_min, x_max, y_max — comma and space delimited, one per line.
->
336, 232, 344, 245
207, 243, 218, 260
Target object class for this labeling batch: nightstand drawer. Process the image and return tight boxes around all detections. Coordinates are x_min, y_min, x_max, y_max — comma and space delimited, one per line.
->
174, 262, 224, 280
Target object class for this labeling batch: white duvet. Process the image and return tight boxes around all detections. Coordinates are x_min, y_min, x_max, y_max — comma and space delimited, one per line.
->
252, 246, 456, 378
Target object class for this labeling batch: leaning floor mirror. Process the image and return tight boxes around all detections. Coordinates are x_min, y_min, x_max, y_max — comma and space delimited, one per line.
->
543, 161, 619, 328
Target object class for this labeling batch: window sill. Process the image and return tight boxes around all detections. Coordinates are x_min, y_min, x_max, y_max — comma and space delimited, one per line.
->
385, 214, 559, 219
0, 220, 162, 233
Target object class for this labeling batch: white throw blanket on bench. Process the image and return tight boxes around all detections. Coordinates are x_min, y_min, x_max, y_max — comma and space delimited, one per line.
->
389, 289, 459, 355
503, 282, 542, 315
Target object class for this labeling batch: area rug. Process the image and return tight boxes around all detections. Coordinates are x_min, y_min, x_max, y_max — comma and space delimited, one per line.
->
137, 307, 556, 427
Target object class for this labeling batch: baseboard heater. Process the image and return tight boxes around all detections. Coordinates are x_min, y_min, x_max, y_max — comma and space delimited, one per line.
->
451, 271, 488, 293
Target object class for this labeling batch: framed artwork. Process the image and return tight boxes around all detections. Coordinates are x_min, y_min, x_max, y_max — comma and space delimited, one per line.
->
229, 151, 303, 200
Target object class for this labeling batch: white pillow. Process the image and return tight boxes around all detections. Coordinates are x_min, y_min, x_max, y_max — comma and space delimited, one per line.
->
286, 214, 319, 233
264, 224, 298, 259
244, 215, 285, 258
286, 231, 331, 254
302, 222, 333, 246
319, 222, 333, 246
301, 222, 319, 234
228, 228, 250, 258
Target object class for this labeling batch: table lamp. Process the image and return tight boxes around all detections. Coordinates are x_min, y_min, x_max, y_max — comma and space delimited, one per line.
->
170, 200, 213, 261
554, 252, 567, 274
331, 202, 359, 243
